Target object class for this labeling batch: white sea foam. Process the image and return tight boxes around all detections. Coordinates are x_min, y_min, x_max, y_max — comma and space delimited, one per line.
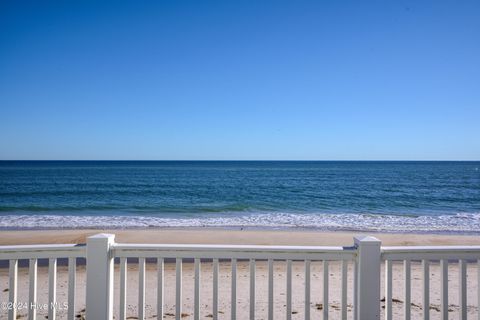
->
0, 212, 479, 233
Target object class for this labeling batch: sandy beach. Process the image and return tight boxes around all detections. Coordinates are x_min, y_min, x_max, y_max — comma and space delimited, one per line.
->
2, 228, 480, 246
1, 229, 479, 319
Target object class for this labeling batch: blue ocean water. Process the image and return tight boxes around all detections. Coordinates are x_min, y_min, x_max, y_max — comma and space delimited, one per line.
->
0, 161, 479, 233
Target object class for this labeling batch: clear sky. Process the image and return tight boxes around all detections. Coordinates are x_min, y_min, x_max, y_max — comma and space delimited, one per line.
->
1, 1, 479, 160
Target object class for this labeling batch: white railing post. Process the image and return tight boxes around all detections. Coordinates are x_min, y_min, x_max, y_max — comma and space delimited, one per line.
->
86, 233, 115, 320
354, 235, 381, 320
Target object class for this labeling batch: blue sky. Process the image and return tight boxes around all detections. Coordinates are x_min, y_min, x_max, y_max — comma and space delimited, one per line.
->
1, 1, 479, 160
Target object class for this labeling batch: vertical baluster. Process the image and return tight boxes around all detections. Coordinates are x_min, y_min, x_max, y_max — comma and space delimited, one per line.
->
120, 257, 127, 320
404, 259, 411, 320
29, 258, 37, 320
422, 259, 429, 320
194, 258, 201, 320
176, 258, 182, 320
305, 260, 311, 320
138, 258, 146, 320
440, 259, 448, 320
323, 260, 329, 320
385, 259, 393, 320
157, 258, 164, 320
459, 259, 467, 320
341, 260, 348, 320
250, 259, 256, 320
8, 259, 18, 320
68, 257, 76, 320
48, 258, 57, 320
286, 260, 292, 320
268, 259, 274, 320
232, 258, 237, 320
213, 258, 219, 320
353, 260, 358, 320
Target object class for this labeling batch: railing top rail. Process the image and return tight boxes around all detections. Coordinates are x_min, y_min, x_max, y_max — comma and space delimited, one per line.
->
3, 239, 480, 261
382, 245, 480, 252
0, 243, 85, 250
381, 245, 480, 260
113, 243, 357, 260
381, 246, 480, 251
0, 244, 86, 259
114, 243, 353, 251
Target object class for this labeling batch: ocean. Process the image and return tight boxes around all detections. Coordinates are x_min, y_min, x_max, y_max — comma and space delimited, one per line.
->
0, 161, 479, 233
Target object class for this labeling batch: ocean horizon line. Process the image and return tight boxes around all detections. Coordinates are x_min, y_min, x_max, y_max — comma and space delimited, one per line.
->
1, 159, 480, 162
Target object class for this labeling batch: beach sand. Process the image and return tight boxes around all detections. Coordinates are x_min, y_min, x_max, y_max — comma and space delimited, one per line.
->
1, 229, 479, 319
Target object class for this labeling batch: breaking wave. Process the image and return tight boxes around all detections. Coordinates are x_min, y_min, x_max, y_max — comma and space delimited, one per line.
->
1, 212, 479, 234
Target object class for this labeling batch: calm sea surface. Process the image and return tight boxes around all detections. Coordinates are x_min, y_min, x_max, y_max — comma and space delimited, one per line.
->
0, 161, 479, 233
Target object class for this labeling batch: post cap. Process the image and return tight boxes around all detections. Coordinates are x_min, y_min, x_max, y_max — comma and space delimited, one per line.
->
354, 235, 381, 246
87, 233, 115, 243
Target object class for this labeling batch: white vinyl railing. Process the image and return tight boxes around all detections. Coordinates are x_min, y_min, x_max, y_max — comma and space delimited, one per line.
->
381, 246, 480, 320
0, 244, 85, 320
113, 242, 356, 320
1, 234, 479, 320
